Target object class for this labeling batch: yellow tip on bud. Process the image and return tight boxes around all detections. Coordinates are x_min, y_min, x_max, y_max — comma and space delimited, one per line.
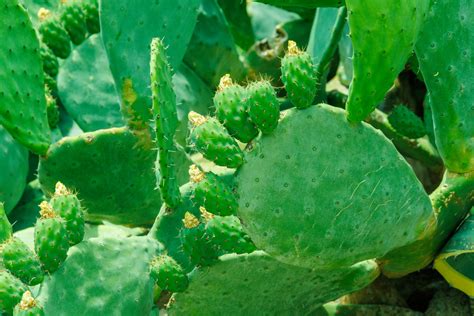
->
19, 291, 36, 310
54, 181, 70, 196
37, 8, 51, 21
39, 201, 55, 219
189, 165, 205, 183
188, 111, 207, 127
287, 40, 301, 56
183, 212, 200, 229
218, 74, 233, 91
199, 206, 214, 222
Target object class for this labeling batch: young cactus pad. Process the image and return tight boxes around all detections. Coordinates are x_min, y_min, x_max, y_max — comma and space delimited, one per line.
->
236, 104, 433, 269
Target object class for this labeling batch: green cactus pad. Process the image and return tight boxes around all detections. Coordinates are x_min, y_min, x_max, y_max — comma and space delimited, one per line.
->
281, 41, 318, 109
13, 291, 45, 316
415, 0, 474, 173
59, 1, 87, 45
204, 215, 256, 255
81, 0, 99, 34
39, 16, 71, 59
247, 80, 280, 134
168, 252, 379, 315
255, 0, 345, 8
184, 0, 246, 87
39, 236, 163, 315
192, 170, 238, 216
216, 0, 255, 50
0, 0, 51, 155
214, 76, 258, 143
38, 127, 165, 226
100, 0, 200, 129
149, 183, 201, 272
49, 187, 85, 246
39, 44, 58, 78
1, 237, 44, 285
150, 254, 189, 293
388, 105, 427, 139
345, 0, 430, 122
57, 34, 124, 132
150, 38, 181, 208
34, 213, 69, 273
0, 270, 27, 316
237, 104, 433, 269
189, 114, 244, 168
0, 127, 28, 213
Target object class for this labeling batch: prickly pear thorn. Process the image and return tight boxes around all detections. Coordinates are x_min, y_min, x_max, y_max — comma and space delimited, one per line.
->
188, 111, 207, 127
54, 181, 71, 196
19, 291, 37, 310
199, 206, 214, 222
218, 74, 233, 91
37, 8, 51, 21
287, 40, 301, 56
39, 201, 55, 219
189, 165, 205, 183
183, 212, 200, 229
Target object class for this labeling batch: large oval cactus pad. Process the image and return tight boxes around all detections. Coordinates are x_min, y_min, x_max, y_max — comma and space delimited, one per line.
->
0, 0, 51, 154
38, 127, 163, 225
39, 236, 162, 315
415, 0, 474, 173
168, 251, 379, 315
237, 104, 433, 269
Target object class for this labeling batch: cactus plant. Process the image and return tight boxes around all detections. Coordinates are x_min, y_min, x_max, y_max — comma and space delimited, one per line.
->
0, 0, 473, 314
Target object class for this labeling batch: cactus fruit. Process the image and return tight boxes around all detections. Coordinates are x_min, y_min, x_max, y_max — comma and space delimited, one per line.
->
246, 80, 280, 134
188, 112, 244, 168
150, 255, 189, 293
0, 237, 44, 286
81, 0, 100, 34
34, 201, 70, 273
388, 105, 427, 139
281, 41, 318, 109
38, 9, 71, 59
214, 74, 259, 143
190, 165, 238, 216
0, 270, 27, 316
49, 182, 85, 245
13, 291, 44, 316
39, 44, 59, 78
59, 0, 87, 45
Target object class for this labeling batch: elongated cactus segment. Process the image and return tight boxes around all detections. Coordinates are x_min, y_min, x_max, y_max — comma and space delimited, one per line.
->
415, 0, 474, 173
34, 202, 70, 273
1, 237, 44, 285
237, 104, 433, 269
0, 270, 27, 316
168, 253, 379, 315
281, 41, 318, 109
189, 112, 244, 168
388, 105, 427, 139
246, 80, 280, 134
0, 1, 51, 155
345, 0, 430, 122
150, 38, 181, 208
190, 165, 238, 216
49, 182, 85, 245
150, 255, 189, 293
214, 75, 258, 143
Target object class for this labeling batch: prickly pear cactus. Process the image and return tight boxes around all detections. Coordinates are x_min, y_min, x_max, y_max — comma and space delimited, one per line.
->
1, 0, 473, 314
